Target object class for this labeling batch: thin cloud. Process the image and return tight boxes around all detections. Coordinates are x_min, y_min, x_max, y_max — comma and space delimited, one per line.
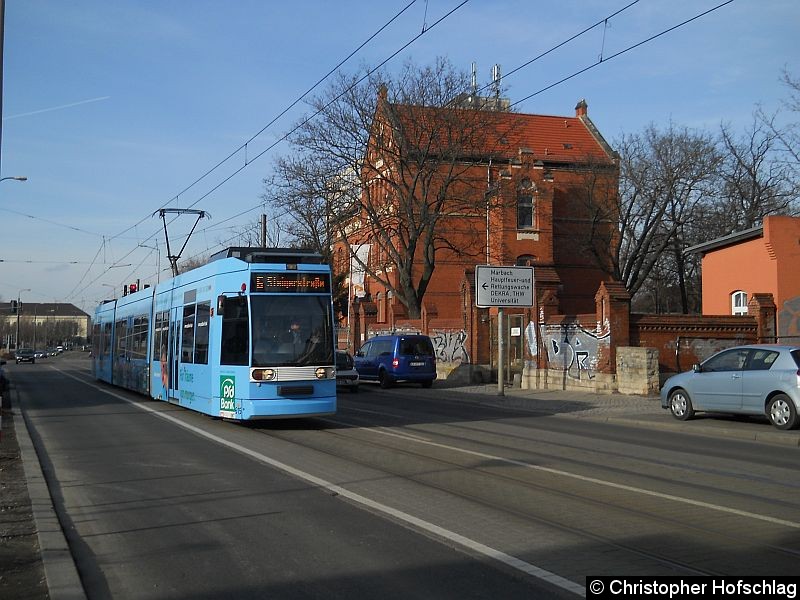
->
3, 96, 111, 120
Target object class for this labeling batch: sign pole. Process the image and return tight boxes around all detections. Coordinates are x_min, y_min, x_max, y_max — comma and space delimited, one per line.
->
474, 265, 534, 398
497, 307, 504, 396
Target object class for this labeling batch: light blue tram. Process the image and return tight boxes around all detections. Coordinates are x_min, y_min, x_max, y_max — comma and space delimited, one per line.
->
92, 248, 336, 420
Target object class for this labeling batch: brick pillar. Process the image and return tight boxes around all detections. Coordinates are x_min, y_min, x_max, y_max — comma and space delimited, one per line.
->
595, 281, 631, 374
747, 293, 776, 343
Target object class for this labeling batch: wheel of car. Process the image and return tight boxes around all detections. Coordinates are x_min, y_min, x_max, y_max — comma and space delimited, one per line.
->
767, 394, 799, 430
378, 371, 393, 389
668, 388, 694, 421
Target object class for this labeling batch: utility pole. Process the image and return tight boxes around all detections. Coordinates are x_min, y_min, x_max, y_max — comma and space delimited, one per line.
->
15, 289, 30, 350
0, 0, 6, 178
261, 214, 267, 247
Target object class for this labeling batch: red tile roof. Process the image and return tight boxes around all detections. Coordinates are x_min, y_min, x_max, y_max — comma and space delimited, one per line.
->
385, 103, 615, 164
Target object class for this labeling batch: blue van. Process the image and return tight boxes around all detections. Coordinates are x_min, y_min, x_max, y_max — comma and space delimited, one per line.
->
354, 334, 437, 388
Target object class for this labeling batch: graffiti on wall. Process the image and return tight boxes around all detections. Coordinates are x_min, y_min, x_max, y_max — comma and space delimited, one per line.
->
430, 330, 469, 365
526, 321, 609, 380
365, 328, 469, 366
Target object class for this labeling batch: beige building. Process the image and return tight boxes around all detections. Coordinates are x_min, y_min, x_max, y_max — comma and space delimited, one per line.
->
1, 302, 90, 350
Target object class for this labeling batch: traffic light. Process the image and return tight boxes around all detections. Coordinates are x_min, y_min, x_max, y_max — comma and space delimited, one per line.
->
10, 300, 17, 314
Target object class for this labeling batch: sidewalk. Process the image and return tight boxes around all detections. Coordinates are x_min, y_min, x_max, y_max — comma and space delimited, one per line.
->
1, 385, 86, 600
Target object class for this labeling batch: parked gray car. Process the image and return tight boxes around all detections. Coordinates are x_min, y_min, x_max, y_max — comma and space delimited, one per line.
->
660, 344, 800, 430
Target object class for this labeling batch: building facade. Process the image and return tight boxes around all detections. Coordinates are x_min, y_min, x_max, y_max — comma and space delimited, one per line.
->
334, 93, 620, 379
1, 302, 90, 350
687, 215, 800, 343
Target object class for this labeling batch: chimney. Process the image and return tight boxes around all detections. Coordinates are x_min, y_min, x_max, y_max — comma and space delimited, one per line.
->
575, 98, 588, 117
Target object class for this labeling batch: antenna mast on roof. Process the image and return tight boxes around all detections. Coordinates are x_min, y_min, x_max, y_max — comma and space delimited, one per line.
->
492, 64, 502, 102
471, 62, 478, 96
153, 208, 211, 277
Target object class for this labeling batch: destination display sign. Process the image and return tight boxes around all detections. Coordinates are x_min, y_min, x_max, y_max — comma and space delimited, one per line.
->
475, 265, 534, 308
251, 272, 331, 293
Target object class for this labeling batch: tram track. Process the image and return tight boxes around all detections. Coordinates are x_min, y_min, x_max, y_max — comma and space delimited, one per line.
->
247, 410, 799, 578
53, 364, 800, 576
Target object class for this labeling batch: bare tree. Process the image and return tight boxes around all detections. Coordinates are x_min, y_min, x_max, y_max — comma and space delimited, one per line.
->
266, 58, 514, 319
715, 115, 797, 230
611, 124, 722, 309
761, 70, 800, 183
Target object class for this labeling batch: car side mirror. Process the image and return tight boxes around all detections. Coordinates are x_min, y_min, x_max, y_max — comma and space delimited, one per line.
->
216, 295, 226, 317
692, 363, 701, 373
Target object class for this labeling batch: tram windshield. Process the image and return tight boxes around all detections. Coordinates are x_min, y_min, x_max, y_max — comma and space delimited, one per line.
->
251, 295, 334, 367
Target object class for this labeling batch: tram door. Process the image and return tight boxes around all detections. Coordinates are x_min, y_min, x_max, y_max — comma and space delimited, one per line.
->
167, 307, 181, 401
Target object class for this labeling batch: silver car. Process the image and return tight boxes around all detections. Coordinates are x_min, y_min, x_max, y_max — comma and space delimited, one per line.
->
335, 350, 359, 393
661, 344, 800, 430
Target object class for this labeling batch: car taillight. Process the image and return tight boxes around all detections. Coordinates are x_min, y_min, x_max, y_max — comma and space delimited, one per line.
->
392, 358, 399, 368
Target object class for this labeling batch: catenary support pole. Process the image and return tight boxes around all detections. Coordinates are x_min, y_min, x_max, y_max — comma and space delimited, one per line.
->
497, 308, 505, 396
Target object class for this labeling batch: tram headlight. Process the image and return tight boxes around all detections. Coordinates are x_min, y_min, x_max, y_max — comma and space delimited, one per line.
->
251, 368, 276, 381
315, 367, 335, 380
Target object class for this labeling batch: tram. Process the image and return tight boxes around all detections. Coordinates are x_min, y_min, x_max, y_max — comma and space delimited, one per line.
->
92, 247, 336, 420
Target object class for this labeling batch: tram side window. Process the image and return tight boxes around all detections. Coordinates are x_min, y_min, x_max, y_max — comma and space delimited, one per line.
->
195, 302, 210, 365
131, 315, 148, 359
103, 323, 112, 355
154, 311, 169, 364
182, 304, 195, 363
220, 296, 248, 366
116, 320, 127, 358
92, 324, 100, 356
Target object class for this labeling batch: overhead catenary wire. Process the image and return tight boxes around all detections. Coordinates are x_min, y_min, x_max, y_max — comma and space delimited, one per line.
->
180, 0, 727, 255
103, 0, 422, 247
70, 1, 734, 309
69, 1, 471, 304
511, 0, 735, 109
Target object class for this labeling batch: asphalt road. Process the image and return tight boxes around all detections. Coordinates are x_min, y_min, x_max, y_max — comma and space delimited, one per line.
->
8, 356, 800, 599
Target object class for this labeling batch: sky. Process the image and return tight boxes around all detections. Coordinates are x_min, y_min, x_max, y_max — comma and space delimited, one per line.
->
1, 0, 798, 315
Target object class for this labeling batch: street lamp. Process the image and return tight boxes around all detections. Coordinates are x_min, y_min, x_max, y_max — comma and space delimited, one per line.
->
100, 283, 116, 298
15, 288, 31, 351
1, 176, 27, 182
138, 242, 161, 283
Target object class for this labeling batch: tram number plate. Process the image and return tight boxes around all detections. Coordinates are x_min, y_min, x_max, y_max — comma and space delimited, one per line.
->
409, 361, 425, 367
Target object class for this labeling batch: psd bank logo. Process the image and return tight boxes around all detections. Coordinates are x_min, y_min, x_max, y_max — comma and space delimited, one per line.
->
219, 375, 237, 417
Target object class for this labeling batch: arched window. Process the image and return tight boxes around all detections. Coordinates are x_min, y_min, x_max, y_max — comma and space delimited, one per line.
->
517, 178, 535, 229
515, 254, 536, 266
731, 290, 748, 315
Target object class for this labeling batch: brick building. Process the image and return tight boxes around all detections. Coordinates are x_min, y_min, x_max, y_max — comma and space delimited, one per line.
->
335, 91, 620, 380
687, 215, 800, 343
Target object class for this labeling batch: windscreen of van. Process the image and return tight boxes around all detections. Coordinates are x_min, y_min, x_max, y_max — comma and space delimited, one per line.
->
400, 338, 434, 356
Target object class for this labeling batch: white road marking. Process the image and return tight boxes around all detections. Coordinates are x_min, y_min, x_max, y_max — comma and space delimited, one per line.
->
342, 407, 800, 530
57, 370, 585, 597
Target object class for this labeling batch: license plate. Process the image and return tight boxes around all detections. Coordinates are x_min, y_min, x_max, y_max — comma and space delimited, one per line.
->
409, 361, 424, 367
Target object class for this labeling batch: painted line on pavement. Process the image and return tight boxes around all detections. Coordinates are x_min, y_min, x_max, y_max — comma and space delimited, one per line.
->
340, 406, 800, 530
58, 369, 585, 597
